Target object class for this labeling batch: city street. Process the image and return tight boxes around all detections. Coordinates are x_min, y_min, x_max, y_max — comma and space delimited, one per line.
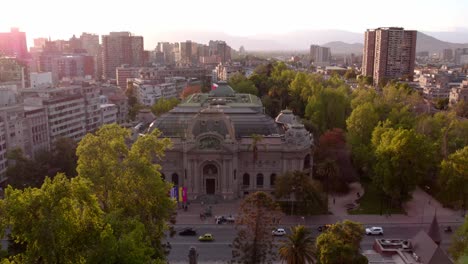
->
166, 222, 460, 262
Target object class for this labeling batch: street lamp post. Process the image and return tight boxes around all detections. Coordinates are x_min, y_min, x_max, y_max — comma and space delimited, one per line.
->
291, 189, 295, 216
421, 186, 431, 225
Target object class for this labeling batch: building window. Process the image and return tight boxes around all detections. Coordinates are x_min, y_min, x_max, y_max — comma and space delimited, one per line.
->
304, 154, 311, 169
243, 173, 250, 187
256, 173, 264, 188
172, 173, 179, 186
270, 174, 276, 187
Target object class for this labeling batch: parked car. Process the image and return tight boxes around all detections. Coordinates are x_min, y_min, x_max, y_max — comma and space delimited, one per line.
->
272, 228, 287, 236
317, 224, 332, 232
365, 227, 384, 235
179, 228, 197, 236
198, 233, 214, 242
215, 215, 235, 224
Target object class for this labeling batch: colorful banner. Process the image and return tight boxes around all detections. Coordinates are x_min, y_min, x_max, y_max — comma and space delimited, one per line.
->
182, 187, 187, 202
170, 187, 179, 201
178, 187, 183, 202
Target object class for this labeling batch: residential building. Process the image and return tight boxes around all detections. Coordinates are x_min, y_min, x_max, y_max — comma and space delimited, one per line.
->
310, 45, 331, 66
100, 104, 118, 125
102, 32, 144, 79
0, 104, 27, 159
30, 72, 53, 89
80, 33, 102, 79
23, 106, 49, 159
132, 78, 181, 106
0, 120, 6, 182
215, 63, 243, 81
442, 49, 453, 62
146, 82, 313, 200
23, 90, 86, 143
0, 28, 28, 59
449, 80, 468, 106
454, 48, 468, 65
116, 65, 140, 89
100, 85, 129, 123
363, 27, 417, 85
0, 56, 29, 89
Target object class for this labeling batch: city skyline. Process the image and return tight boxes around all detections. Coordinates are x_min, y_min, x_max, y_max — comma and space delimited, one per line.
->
2, 0, 468, 49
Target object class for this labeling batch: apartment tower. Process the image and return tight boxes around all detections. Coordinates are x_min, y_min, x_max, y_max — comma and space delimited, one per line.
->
362, 27, 417, 85
102, 32, 144, 80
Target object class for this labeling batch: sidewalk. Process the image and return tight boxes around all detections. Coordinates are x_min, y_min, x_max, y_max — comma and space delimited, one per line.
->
175, 186, 466, 226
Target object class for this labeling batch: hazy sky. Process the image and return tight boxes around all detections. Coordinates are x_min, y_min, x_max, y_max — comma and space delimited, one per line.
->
2, 0, 467, 46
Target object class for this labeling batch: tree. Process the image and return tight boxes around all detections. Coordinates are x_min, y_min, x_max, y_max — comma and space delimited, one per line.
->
274, 171, 326, 215
305, 87, 350, 134
438, 146, 468, 213
0, 174, 106, 263
151, 97, 179, 117
229, 72, 258, 95
316, 159, 348, 193
315, 220, 367, 264
6, 148, 48, 189
371, 125, 434, 206
452, 100, 468, 118
433, 98, 449, 110
76, 124, 176, 259
449, 215, 468, 263
344, 69, 357, 80
50, 137, 78, 177
278, 225, 316, 264
231, 192, 282, 264
346, 102, 380, 173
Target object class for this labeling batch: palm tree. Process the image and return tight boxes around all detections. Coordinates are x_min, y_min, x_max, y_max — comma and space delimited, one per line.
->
279, 225, 316, 264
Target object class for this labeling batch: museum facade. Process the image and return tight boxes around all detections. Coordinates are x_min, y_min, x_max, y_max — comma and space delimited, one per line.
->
147, 82, 313, 200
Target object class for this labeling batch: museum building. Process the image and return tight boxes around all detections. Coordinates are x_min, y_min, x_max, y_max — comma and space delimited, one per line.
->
147, 82, 313, 200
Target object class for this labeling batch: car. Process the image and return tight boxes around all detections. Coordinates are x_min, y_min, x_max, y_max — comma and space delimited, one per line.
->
272, 228, 287, 236
198, 233, 214, 242
365, 227, 384, 235
179, 228, 197, 236
215, 215, 236, 224
317, 224, 332, 232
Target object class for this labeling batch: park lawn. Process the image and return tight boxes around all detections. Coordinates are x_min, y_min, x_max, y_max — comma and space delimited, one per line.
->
349, 181, 405, 215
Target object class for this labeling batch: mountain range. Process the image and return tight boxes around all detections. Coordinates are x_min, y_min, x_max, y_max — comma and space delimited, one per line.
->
147, 30, 468, 54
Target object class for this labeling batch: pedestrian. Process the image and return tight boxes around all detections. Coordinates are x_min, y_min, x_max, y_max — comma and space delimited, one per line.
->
357, 192, 360, 198
333, 197, 336, 204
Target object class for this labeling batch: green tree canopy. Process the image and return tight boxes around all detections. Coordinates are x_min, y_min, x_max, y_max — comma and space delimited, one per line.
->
76, 124, 176, 259
371, 125, 434, 205
450, 215, 468, 262
0, 174, 105, 263
274, 171, 326, 214
305, 87, 350, 133
151, 97, 180, 117
228, 72, 258, 95
438, 146, 468, 212
315, 220, 367, 264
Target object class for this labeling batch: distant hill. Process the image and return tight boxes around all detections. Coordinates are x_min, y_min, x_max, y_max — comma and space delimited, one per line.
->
322, 41, 364, 54
416, 32, 468, 53
145, 30, 468, 53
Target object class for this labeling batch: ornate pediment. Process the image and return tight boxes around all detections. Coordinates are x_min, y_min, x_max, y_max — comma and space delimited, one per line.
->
198, 136, 221, 150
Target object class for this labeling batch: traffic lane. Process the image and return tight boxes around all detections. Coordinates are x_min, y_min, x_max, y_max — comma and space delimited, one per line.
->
166, 224, 460, 261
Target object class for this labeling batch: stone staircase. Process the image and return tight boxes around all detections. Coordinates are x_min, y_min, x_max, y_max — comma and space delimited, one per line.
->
194, 194, 224, 204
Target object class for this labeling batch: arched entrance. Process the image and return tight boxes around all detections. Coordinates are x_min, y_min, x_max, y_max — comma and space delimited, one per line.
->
203, 164, 218, 195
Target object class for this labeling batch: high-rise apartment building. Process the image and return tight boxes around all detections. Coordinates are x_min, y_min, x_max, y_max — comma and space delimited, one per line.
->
80, 33, 102, 80
310, 45, 331, 66
362, 27, 417, 85
102, 32, 144, 79
0, 28, 28, 59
